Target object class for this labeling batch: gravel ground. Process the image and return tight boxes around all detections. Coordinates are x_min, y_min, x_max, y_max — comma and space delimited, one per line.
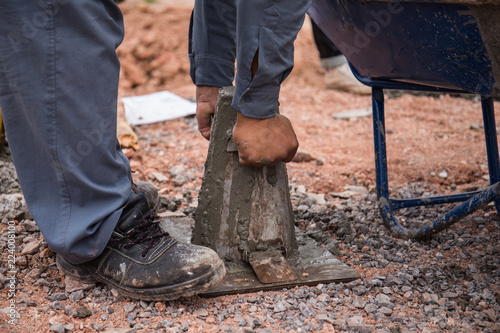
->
0, 148, 499, 332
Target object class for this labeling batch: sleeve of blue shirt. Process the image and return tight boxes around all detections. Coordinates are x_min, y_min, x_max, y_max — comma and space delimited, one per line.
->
190, 0, 311, 119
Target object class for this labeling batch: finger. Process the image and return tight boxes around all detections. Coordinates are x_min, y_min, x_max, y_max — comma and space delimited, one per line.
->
199, 129, 211, 140
239, 153, 280, 167
196, 105, 213, 140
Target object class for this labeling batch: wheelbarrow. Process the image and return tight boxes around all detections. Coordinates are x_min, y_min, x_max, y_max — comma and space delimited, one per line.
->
308, 0, 500, 239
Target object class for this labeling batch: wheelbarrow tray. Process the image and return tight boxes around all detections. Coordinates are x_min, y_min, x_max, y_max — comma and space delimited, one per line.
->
308, 0, 500, 97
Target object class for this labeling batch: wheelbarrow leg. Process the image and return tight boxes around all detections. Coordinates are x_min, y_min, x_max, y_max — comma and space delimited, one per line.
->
372, 87, 410, 237
481, 96, 500, 215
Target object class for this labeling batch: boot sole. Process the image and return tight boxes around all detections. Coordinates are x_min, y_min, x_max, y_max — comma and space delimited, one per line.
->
56, 255, 226, 301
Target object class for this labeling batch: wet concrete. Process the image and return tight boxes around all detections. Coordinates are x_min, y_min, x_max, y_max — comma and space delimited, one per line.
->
192, 87, 296, 266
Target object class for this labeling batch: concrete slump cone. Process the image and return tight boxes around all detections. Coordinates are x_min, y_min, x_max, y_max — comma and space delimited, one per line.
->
193, 87, 359, 296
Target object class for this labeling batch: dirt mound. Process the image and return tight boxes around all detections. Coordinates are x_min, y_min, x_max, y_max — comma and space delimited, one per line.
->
117, 4, 324, 99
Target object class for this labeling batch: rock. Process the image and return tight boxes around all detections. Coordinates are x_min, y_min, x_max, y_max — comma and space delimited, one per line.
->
25, 268, 42, 281
347, 315, 365, 326
74, 307, 92, 319
21, 220, 40, 232
193, 308, 209, 317
169, 165, 196, 186
21, 239, 42, 255
0, 194, 30, 219
64, 323, 75, 331
316, 314, 335, 324
364, 303, 378, 314
317, 293, 330, 302
306, 192, 326, 205
442, 292, 459, 299
52, 301, 64, 310
138, 311, 151, 318
104, 328, 137, 333
65, 305, 76, 317
69, 290, 85, 302
353, 296, 367, 309
377, 307, 393, 316
375, 294, 393, 308
124, 304, 136, 313
344, 185, 369, 195
47, 293, 67, 302
291, 149, 315, 163
382, 287, 393, 294
298, 303, 314, 317
149, 172, 169, 182
91, 323, 105, 331
273, 302, 287, 313
353, 285, 369, 295
49, 323, 65, 333
110, 288, 119, 297
126, 311, 137, 322
65, 276, 95, 293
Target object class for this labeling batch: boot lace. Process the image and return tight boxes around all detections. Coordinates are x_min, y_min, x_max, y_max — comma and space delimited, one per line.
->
110, 211, 171, 257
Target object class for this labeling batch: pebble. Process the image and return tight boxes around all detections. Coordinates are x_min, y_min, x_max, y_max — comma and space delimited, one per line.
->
124, 304, 136, 313
52, 301, 63, 310
69, 290, 85, 302
65, 276, 95, 293
102, 328, 137, 333
378, 307, 393, 316
273, 302, 287, 313
47, 293, 67, 302
74, 307, 92, 319
21, 239, 42, 255
49, 323, 65, 333
353, 296, 366, 309
347, 315, 365, 326
65, 305, 75, 317
364, 303, 378, 314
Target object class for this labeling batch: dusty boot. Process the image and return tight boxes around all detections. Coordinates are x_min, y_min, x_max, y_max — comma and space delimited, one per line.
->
56, 193, 225, 301
131, 181, 160, 212
324, 63, 372, 95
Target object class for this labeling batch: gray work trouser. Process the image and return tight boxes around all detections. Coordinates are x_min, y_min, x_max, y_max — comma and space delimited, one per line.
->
0, 0, 134, 264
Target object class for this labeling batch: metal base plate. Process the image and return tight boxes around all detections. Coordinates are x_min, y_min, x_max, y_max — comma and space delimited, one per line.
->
160, 216, 360, 297
200, 259, 359, 297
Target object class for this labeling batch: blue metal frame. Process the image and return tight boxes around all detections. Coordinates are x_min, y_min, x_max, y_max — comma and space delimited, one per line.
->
350, 64, 500, 239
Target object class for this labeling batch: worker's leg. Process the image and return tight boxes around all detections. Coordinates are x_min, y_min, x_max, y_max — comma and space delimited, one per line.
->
310, 17, 371, 95
0, 0, 132, 264
311, 19, 344, 67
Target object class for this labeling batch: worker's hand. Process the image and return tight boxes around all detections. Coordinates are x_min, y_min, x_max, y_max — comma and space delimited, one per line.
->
232, 112, 299, 167
196, 86, 220, 140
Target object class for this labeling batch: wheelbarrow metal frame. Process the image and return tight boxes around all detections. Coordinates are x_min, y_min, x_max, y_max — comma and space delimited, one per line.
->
351, 65, 500, 239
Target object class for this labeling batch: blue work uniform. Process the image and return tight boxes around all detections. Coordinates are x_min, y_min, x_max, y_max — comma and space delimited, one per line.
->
189, 0, 311, 119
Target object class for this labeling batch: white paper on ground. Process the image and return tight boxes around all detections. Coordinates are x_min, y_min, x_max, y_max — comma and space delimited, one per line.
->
333, 108, 372, 120
121, 91, 196, 125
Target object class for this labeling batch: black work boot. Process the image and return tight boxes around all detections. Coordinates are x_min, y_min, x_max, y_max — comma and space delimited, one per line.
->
56, 193, 225, 301
131, 181, 160, 212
